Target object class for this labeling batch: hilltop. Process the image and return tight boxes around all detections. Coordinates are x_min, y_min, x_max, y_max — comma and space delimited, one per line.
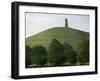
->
26, 27, 89, 52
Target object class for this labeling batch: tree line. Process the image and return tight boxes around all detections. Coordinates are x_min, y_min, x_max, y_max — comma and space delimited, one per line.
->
26, 39, 89, 68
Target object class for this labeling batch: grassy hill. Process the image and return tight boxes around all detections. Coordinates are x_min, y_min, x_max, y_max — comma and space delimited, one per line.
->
26, 27, 89, 52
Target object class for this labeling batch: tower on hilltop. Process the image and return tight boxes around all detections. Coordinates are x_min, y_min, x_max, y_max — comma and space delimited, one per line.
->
65, 18, 68, 28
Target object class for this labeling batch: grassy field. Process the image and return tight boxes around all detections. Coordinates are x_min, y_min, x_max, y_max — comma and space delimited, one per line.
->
26, 27, 89, 53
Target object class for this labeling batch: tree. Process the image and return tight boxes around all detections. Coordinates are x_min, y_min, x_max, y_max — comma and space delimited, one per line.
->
48, 39, 65, 66
78, 40, 89, 65
63, 42, 73, 51
65, 50, 77, 65
63, 42, 77, 65
31, 45, 47, 66
25, 45, 32, 68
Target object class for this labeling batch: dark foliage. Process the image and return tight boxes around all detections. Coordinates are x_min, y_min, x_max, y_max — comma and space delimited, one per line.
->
78, 40, 89, 65
63, 42, 77, 65
25, 45, 32, 68
65, 50, 77, 65
63, 42, 73, 50
31, 46, 48, 66
48, 39, 66, 66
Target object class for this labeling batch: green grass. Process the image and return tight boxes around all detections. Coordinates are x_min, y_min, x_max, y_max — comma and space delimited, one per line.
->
26, 27, 89, 52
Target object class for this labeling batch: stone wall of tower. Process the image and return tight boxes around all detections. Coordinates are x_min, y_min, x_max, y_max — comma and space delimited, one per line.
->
65, 18, 68, 28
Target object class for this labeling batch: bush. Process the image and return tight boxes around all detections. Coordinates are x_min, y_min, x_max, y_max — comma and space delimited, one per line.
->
25, 45, 32, 68
63, 42, 73, 50
65, 50, 77, 65
63, 42, 77, 65
48, 39, 66, 66
78, 40, 89, 65
31, 45, 47, 66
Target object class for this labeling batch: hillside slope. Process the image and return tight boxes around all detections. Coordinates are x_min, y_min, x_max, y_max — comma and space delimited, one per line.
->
26, 27, 89, 51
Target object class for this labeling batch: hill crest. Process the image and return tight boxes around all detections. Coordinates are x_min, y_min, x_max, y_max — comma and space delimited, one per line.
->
26, 27, 89, 51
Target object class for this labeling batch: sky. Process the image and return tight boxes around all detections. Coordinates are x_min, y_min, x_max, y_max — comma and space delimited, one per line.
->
26, 12, 89, 38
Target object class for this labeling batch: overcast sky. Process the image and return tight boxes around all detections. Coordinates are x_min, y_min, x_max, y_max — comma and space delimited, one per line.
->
26, 12, 89, 38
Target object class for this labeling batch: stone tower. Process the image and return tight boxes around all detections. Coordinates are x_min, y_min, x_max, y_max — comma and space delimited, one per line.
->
65, 18, 68, 28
